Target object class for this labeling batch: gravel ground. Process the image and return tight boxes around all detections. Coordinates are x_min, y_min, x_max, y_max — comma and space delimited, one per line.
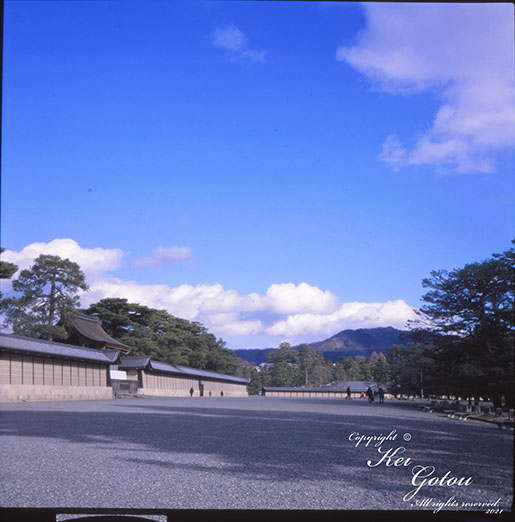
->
0, 397, 512, 512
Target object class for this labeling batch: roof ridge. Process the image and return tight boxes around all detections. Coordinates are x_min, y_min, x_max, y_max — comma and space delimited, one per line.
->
0, 332, 116, 356
76, 313, 102, 323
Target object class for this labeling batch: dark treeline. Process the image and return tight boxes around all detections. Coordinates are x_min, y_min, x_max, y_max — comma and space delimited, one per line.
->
246, 344, 391, 395
84, 298, 243, 376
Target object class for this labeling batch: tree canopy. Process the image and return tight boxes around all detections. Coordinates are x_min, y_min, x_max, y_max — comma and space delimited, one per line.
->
84, 297, 242, 375
0, 248, 18, 283
1, 254, 87, 340
409, 244, 514, 407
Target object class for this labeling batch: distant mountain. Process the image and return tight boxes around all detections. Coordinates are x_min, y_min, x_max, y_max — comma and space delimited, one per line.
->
233, 326, 411, 365
232, 348, 278, 366
310, 326, 410, 355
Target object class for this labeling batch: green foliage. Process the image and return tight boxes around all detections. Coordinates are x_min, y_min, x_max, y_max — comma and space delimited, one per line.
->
297, 343, 324, 386
247, 367, 271, 395
309, 361, 333, 387
410, 244, 514, 407
387, 343, 437, 397
333, 357, 364, 381
0, 248, 18, 284
260, 342, 334, 388
1, 255, 87, 340
85, 298, 242, 376
371, 357, 391, 383
266, 342, 297, 386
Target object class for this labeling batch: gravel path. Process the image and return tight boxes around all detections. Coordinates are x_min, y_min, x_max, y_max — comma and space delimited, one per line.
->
0, 397, 512, 512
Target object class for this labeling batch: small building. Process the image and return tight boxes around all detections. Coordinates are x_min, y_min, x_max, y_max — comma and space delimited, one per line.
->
118, 356, 249, 397
68, 314, 132, 353
0, 332, 118, 401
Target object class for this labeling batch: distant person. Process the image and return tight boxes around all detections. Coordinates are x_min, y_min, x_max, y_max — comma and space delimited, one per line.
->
366, 387, 374, 403
209, 391, 212, 397
346, 386, 351, 400
379, 387, 385, 404
361, 392, 365, 399
189, 387, 194, 397
220, 390, 224, 397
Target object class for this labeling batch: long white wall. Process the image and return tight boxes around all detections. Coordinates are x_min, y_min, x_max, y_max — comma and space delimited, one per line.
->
0, 350, 111, 401
141, 370, 248, 397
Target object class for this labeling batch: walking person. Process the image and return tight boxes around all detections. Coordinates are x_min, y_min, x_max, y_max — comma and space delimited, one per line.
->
346, 386, 351, 400
189, 387, 194, 397
366, 386, 374, 403
379, 387, 385, 404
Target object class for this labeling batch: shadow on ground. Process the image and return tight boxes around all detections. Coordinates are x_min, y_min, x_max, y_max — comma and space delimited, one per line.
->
1, 398, 512, 506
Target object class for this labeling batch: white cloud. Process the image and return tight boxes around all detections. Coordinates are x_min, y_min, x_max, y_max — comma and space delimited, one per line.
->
263, 282, 339, 315
3, 238, 418, 346
83, 279, 225, 321
212, 26, 266, 63
337, 3, 515, 173
266, 300, 417, 339
134, 245, 192, 268
213, 26, 246, 52
378, 134, 407, 171
1, 239, 123, 281
83, 278, 414, 342
205, 313, 264, 337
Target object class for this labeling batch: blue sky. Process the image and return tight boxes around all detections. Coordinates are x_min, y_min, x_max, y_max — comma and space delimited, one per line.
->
2, 1, 514, 349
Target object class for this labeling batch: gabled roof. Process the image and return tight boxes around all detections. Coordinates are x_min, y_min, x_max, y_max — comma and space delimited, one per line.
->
117, 355, 151, 369
0, 332, 119, 364
171, 364, 249, 384
119, 356, 249, 384
72, 314, 131, 352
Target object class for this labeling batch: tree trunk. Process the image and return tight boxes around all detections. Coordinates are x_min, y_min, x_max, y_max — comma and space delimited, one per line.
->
502, 388, 514, 409
491, 390, 502, 409
48, 277, 56, 325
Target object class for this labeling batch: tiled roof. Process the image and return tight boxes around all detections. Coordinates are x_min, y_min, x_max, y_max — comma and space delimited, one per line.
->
171, 364, 249, 384
118, 356, 249, 384
0, 333, 119, 364
118, 356, 151, 369
72, 314, 131, 352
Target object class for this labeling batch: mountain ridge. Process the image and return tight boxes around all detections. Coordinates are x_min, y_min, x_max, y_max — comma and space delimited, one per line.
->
233, 326, 411, 364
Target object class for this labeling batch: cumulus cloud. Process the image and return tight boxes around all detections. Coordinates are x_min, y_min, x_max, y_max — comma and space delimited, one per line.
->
212, 25, 266, 63
262, 283, 339, 315
1, 238, 123, 281
204, 313, 264, 337
3, 238, 418, 346
337, 3, 515, 173
84, 277, 415, 342
83, 279, 227, 321
134, 245, 192, 268
266, 300, 417, 339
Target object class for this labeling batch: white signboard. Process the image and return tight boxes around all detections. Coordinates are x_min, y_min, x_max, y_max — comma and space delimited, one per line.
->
110, 370, 127, 380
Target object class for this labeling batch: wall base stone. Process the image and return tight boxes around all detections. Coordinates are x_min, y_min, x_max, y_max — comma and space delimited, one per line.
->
0, 384, 113, 402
